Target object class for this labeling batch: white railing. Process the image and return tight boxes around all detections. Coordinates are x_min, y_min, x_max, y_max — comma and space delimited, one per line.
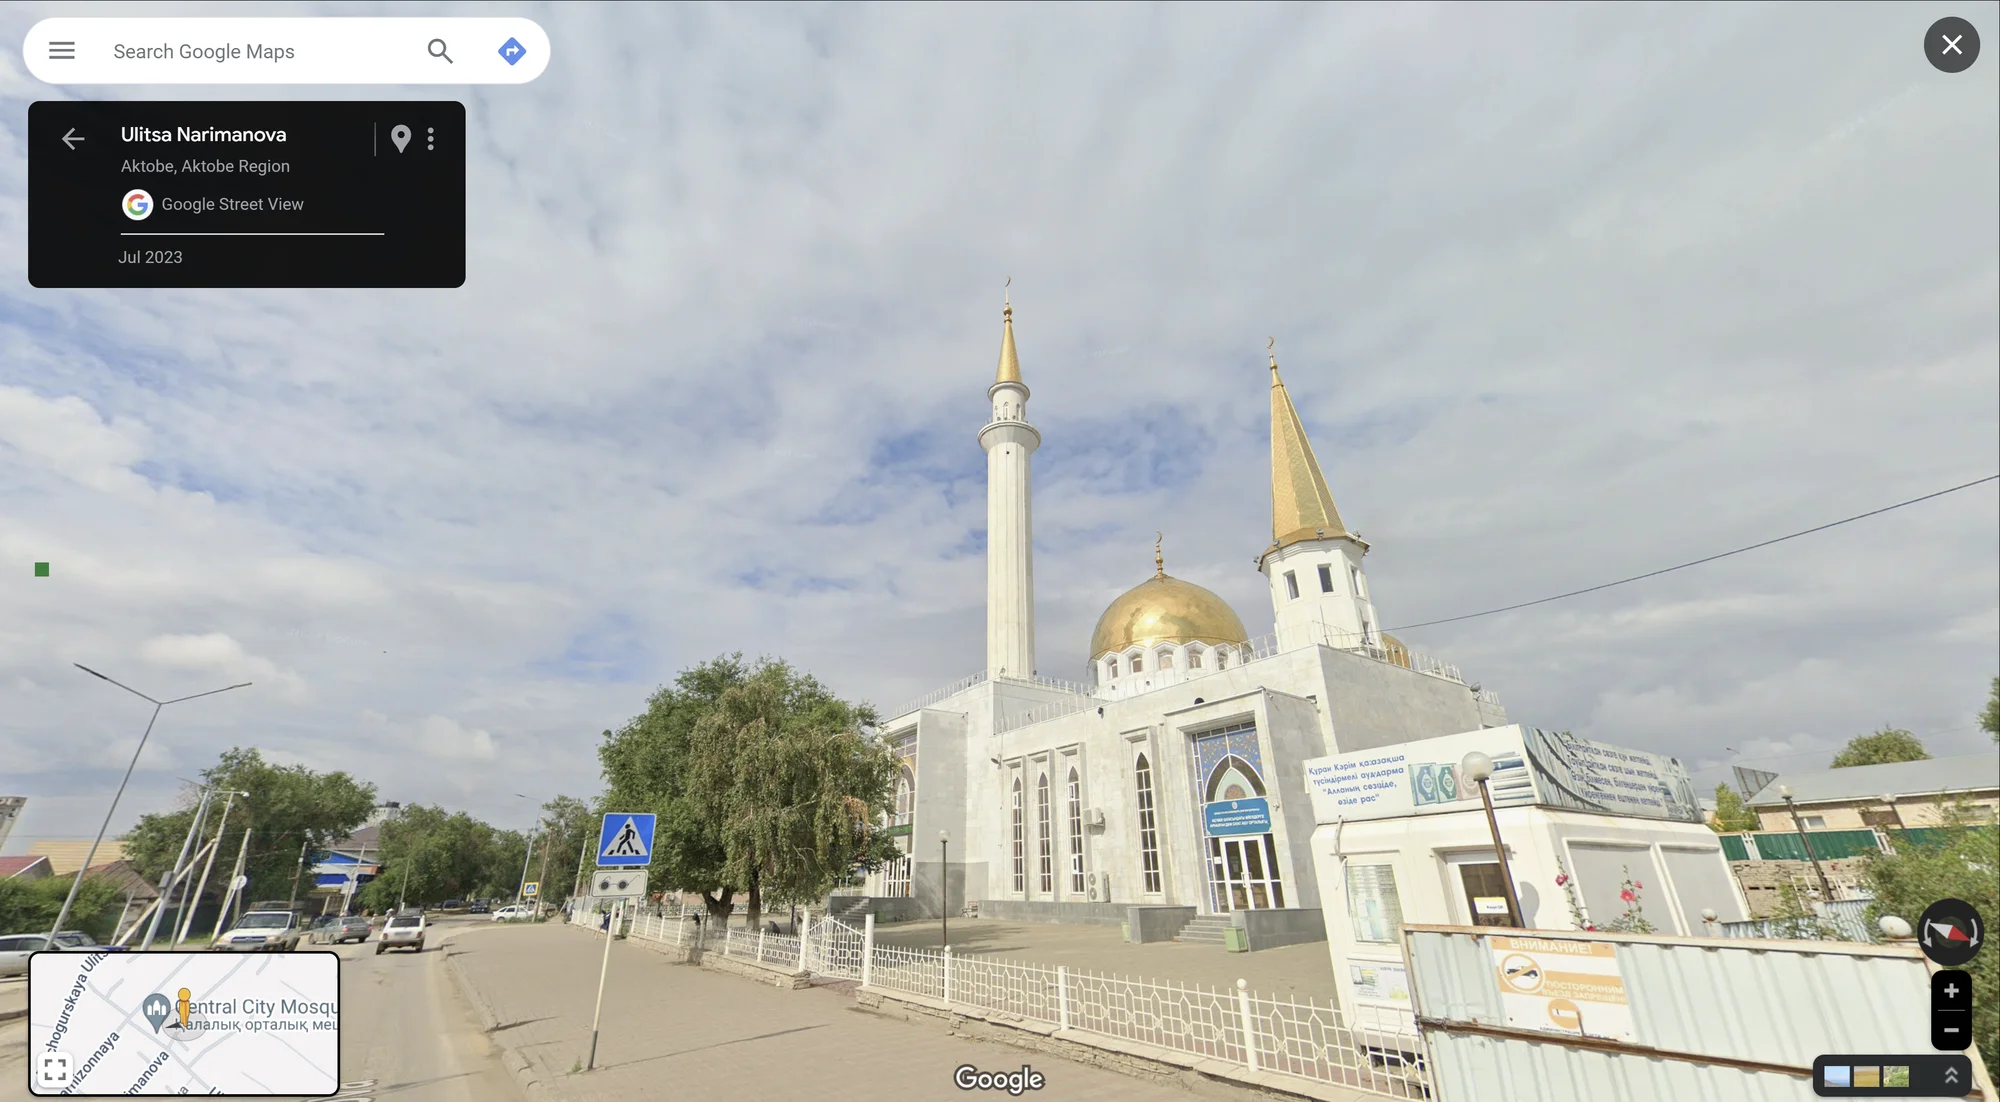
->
628, 912, 1432, 1099
885, 670, 991, 719
995, 691, 1098, 733
1235, 626, 1467, 685
1474, 689, 1502, 705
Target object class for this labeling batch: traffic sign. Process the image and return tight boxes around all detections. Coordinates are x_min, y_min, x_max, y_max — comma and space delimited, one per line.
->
591, 870, 648, 899
522, 881, 539, 898
596, 813, 655, 868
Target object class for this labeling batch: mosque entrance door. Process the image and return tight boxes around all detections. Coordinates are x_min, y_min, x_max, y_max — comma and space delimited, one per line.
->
1198, 744, 1285, 912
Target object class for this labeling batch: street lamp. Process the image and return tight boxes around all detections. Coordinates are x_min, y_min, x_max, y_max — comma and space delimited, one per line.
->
52, 665, 250, 947
1778, 785, 1835, 902
938, 830, 950, 950
1460, 751, 1526, 928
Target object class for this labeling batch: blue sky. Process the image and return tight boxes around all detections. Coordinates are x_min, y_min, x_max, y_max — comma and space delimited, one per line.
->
2, 2, 1996, 847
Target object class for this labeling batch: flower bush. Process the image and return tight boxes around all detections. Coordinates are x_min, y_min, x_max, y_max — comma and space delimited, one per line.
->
1552, 860, 1656, 933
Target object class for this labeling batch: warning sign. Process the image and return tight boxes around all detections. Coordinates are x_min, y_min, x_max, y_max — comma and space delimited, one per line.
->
1489, 935, 1634, 1042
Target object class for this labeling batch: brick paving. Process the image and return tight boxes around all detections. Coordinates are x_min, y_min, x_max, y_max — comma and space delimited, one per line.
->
871, 918, 1343, 1002
445, 922, 1194, 1102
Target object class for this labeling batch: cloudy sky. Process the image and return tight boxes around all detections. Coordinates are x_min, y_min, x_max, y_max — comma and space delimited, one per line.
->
3, 2, 1995, 850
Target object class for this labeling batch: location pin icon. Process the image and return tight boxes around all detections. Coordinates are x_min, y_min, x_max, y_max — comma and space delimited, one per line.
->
391, 124, 411, 153
142, 993, 170, 1033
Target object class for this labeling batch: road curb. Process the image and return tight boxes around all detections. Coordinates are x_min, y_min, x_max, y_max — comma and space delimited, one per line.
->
440, 934, 553, 1102
0, 1008, 25, 1023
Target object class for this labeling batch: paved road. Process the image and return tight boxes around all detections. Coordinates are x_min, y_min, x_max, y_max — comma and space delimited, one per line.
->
0, 917, 518, 1102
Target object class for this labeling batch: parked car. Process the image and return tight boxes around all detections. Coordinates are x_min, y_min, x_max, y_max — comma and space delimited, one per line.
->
311, 915, 373, 945
0, 932, 130, 977
440, 899, 464, 910
376, 912, 426, 953
212, 910, 305, 952
466, 900, 490, 914
489, 904, 534, 922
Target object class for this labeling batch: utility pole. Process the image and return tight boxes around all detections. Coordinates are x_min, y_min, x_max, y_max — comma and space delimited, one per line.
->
287, 838, 309, 908
141, 787, 215, 951
572, 831, 592, 904
212, 826, 254, 940
177, 791, 245, 947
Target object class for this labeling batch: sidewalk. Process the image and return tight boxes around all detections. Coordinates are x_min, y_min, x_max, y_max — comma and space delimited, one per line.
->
873, 917, 1342, 1002
444, 923, 1193, 1102
0, 978, 23, 1022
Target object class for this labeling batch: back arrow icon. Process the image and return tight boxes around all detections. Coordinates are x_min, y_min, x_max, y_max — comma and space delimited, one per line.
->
62, 128, 83, 149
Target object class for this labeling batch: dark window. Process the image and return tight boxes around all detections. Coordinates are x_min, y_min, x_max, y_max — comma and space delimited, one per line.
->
1135, 754, 1162, 894
1011, 778, 1025, 893
1318, 564, 1335, 592
1037, 772, 1054, 894
1285, 571, 1299, 599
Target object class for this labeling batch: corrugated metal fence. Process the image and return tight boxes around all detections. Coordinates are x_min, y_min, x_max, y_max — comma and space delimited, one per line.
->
1718, 898, 1876, 943
1403, 924, 1994, 1102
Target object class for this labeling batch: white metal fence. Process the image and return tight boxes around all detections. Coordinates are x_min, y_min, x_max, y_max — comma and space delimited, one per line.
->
621, 911, 1427, 1098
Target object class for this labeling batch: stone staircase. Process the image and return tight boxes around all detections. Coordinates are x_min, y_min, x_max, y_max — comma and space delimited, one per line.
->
1173, 914, 1233, 945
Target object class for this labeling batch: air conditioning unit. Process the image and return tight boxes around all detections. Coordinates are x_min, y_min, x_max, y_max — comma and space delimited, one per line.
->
1085, 808, 1106, 828
1086, 879, 1099, 902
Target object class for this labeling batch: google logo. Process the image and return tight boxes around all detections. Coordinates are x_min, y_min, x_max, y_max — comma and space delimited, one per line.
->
123, 189, 153, 221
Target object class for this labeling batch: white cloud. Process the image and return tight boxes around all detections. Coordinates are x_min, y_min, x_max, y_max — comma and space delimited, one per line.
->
416, 716, 497, 764
137, 634, 308, 703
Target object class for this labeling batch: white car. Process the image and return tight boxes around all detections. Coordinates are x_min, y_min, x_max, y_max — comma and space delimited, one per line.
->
489, 904, 534, 922
211, 911, 305, 952
375, 912, 426, 954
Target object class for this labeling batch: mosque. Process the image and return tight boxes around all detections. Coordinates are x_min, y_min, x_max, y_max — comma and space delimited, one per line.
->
863, 300, 1509, 924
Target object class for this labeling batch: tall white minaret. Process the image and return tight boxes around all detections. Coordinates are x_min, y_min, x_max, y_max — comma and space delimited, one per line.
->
980, 290, 1039, 678
1258, 344, 1381, 653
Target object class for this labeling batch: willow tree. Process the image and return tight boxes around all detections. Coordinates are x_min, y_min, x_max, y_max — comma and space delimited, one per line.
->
683, 659, 899, 926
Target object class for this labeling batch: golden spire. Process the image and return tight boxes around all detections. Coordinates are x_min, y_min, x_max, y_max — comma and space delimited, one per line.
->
1154, 531, 1165, 577
996, 278, 1022, 385
1267, 341, 1354, 553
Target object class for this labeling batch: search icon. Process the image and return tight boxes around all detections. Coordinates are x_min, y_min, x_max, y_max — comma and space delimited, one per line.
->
428, 38, 452, 64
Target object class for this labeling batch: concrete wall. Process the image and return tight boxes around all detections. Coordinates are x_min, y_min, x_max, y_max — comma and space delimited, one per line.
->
1316, 646, 1483, 753
1231, 907, 1325, 951
977, 899, 1127, 926
1126, 905, 1197, 943
1262, 689, 1329, 911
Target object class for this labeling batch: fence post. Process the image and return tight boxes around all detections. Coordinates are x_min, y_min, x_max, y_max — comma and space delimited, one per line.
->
800, 909, 813, 974
724, 923, 733, 957
1057, 965, 1071, 1031
943, 945, 954, 1005
861, 913, 875, 989
759, 926, 768, 963
1236, 978, 1259, 1073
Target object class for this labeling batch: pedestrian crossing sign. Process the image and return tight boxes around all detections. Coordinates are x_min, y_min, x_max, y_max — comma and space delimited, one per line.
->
597, 812, 655, 867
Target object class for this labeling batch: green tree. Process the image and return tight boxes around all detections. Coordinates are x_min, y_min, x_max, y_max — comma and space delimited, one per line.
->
1710, 783, 1761, 832
684, 659, 898, 926
600, 655, 899, 924
1980, 676, 1998, 743
122, 747, 378, 907
530, 795, 599, 907
1861, 800, 2000, 1082
358, 805, 520, 911
1829, 727, 1930, 768
599, 655, 757, 920
0, 875, 127, 941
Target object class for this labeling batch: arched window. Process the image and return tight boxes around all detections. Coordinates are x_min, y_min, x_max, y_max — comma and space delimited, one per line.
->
1135, 754, 1162, 894
1215, 648, 1230, 669
1011, 778, 1025, 893
893, 769, 914, 828
1188, 647, 1204, 669
1157, 648, 1174, 669
1106, 656, 1119, 678
1037, 772, 1054, 894
1130, 651, 1145, 674
1067, 767, 1085, 894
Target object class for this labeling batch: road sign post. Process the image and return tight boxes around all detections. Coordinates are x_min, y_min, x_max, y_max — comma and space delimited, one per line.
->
581, 812, 653, 1073
587, 896, 621, 1070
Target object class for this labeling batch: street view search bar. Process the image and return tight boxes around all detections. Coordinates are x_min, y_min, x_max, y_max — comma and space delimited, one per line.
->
24, 17, 549, 84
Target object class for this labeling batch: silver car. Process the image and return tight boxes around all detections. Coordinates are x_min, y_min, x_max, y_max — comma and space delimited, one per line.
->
0, 932, 128, 977
311, 915, 374, 944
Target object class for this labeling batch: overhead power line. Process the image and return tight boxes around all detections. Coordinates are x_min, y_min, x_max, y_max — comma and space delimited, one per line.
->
1386, 474, 1998, 634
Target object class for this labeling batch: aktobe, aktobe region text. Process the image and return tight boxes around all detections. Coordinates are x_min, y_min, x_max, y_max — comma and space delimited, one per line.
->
122, 127, 288, 143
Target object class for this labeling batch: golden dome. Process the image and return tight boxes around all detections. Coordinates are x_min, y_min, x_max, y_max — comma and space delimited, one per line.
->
1090, 572, 1250, 659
